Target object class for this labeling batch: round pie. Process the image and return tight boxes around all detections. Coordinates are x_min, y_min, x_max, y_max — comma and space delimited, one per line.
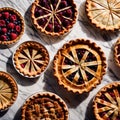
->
21, 92, 68, 120
13, 41, 49, 78
93, 82, 120, 120
86, 0, 120, 31
0, 71, 18, 111
31, 0, 77, 36
53, 39, 106, 94
0, 7, 24, 45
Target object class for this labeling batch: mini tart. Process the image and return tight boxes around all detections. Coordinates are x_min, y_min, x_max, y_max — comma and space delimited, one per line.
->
93, 82, 120, 120
53, 39, 106, 94
86, 0, 120, 31
31, 0, 77, 36
13, 41, 49, 78
21, 92, 68, 120
0, 71, 18, 111
0, 7, 24, 45
114, 38, 120, 67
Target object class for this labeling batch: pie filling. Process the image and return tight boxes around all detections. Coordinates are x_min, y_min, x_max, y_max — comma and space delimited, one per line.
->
116, 44, 120, 64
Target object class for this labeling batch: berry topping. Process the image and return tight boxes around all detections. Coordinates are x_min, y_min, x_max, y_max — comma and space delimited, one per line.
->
0, 14, 2, 18
65, 9, 72, 17
15, 25, 21, 32
8, 23, 15, 29
10, 33, 17, 40
3, 12, 9, 19
60, 1, 68, 8
0, 35, 7, 40
46, 24, 53, 32
0, 20, 5, 26
10, 15, 17, 22
1, 28, 7, 34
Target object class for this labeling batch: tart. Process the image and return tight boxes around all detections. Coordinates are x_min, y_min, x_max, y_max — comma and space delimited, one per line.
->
21, 92, 68, 120
53, 39, 106, 94
86, 0, 120, 31
93, 82, 120, 120
0, 7, 24, 45
0, 71, 18, 111
114, 38, 120, 67
31, 0, 77, 36
13, 41, 49, 78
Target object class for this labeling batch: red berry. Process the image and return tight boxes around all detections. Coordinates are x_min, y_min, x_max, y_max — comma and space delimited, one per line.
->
0, 35, 7, 41
15, 25, 21, 32
10, 15, 17, 22
1, 28, 7, 34
10, 33, 17, 40
0, 20, 5, 26
3, 12, 10, 19
8, 23, 15, 29
0, 14, 2, 18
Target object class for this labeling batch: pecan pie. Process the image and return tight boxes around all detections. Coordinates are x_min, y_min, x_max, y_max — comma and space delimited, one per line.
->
86, 0, 120, 31
0, 7, 24, 45
21, 92, 68, 120
93, 82, 120, 120
0, 71, 18, 111
31, 0, 77, 36
53, 39, 106, 94
13, 41, 49, 78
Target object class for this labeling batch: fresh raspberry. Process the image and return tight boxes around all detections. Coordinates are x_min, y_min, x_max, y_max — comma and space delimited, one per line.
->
1, 28, 7, 34
0, 20, 5, 26
10, 15, 17, 22
0, 35, 7, 41
3, 12, 10, 19
10, 33, 17, 40
8, 23, 15, 29
15, 25, 21, 32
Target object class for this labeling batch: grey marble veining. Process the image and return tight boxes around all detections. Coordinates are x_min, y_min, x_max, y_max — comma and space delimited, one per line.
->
0, 0, 120, 120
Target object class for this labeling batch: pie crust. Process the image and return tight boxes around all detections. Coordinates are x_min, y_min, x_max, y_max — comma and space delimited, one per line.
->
93, 82, 120, 120
13, 41, 49, 78
31, 0, 77, 36
21, 92, 68, 120
86, 0, 120, 31
0, 7, 24, 45
0, 71, 18, 111
53, 39, 106, 94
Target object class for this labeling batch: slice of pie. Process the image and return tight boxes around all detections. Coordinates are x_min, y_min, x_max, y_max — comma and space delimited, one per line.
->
53, 39, 106, 94
86, 0, 120, 31
31, 0, 77, 36
93, 82, 120, 120
0, 7, 24, 45
21, 92, 68, 120
0, 71, 18, 111
13, 41, 49, 78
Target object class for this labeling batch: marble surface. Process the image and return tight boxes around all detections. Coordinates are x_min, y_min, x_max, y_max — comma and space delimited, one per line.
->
0, 0, 120, 120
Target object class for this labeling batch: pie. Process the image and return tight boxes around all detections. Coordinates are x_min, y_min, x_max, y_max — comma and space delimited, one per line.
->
93, 82, 120, 120
13, 41, 49, 78
31, 0, 77, 36
0, 7, 24, 45
0, 71, 18, 111
114, 38, 120, 67
53, 39, 106, 94
86, 0, 120, 31
21, 92, 68, 120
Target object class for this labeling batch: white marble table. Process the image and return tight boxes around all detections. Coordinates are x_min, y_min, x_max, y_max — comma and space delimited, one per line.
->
0, 0, 120, 120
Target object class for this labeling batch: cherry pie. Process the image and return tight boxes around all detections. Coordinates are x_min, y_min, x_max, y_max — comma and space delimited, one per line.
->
31, 0, 77, 36
53, 39, 106, 94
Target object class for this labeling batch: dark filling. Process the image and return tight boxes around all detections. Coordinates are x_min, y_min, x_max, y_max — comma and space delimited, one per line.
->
117, 44, 120, 63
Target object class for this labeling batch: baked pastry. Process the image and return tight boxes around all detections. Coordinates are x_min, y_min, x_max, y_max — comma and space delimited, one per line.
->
114, 38, 120, 67
0, 71, 18, 111
86, 0, 120, 31
53, 39, 106, 94
13, 41, 49, 78
21, 92, 68, 120
0, 7, 24, 45
93, 82, 120, 120
31, 0, 77, 36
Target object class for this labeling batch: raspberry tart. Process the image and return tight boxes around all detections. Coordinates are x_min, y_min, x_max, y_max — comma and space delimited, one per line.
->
93, 82, 120, 120
31, 0, 77, 36
13, 41, 49, 78
0, 7, 24, 45
53, 39, 106, 94
0, 71, 18, 111
21, 92, 68, 120
86, 0, 120, 31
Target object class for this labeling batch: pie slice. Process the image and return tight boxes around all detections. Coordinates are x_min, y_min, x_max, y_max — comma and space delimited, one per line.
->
13, 41, 49, 78
21, 92, 68, 120
86, 0, 120, 31
93, 82, 120, 120
53, 39, 106, 94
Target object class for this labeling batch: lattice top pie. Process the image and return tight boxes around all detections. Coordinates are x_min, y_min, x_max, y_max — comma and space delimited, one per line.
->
31, 0, 77, 36
86, 0, 120, 31
54, 39, 106, 94
93, 82, 120, 120
21, 92, 68, 120
13, 41, 49, 77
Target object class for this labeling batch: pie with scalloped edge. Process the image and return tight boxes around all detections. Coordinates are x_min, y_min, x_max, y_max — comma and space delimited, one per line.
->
0, 71, 18, 111
13, 41, 49, 77
93, 82, 120, 120
21, 92, 68, 120
53, 39, 106, 94
86, 0, 120, 31
31, 0, 77, 36
0, 7, 24, 45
